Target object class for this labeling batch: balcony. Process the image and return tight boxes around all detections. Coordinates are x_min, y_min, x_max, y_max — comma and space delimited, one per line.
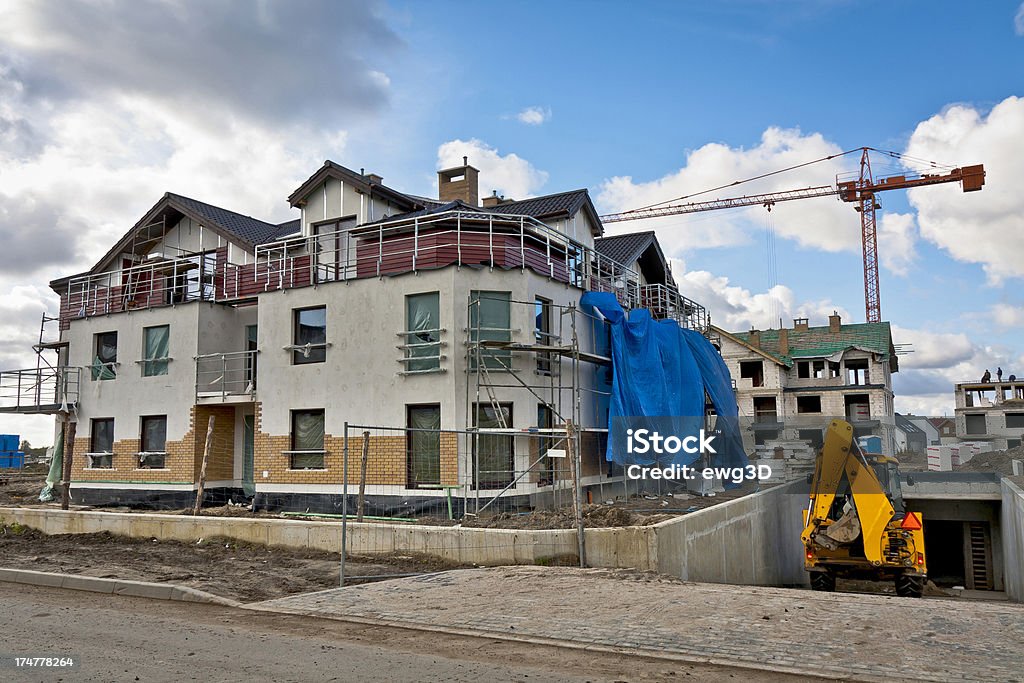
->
0, 367, 80, 414
195, 351, 257, 404
640, 283, 710, 332
253, 210, 643, 309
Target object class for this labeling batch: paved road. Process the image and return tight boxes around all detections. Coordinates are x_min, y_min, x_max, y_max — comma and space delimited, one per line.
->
256, 566, 1024, 683
0, 583, 801, 683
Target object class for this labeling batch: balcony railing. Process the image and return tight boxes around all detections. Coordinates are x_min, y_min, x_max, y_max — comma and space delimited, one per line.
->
640, 283, 710, 332
195, 351, 257, 402
397, 327, 447, 375
254, 210, 643, 309
0, 367, 80, 414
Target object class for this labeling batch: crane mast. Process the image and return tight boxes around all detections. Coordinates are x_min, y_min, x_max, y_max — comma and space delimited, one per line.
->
601, 148, 985, 323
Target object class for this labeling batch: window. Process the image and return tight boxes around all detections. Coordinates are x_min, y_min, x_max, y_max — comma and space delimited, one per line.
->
753, 396, 777, 423
290, 409, 325, 469
293, 307, 327, 364
845, 395, 871, 421
92, 331, 117, 380
535, 297, 553, 374
407, 405, 441, 487
846, 359, 869, 385
1007, 413, 1024, 429
739, 361, 764, 387
537, 404, 555, 485
829, 362, 841, 378
312, 217, 355, 283
964, 413, 986, 435
1009, 438, 1022, 450
797, 395, 822, 414
139, 415, 167, 469
470, 291, 511, 369
797, 361, 810, 379
245, 324, 258, 389
142, 325, 170, 376
88, 418, 114, 469
473, 403, 513, 488
405, 292, 441, 372
812, 360, 826, 379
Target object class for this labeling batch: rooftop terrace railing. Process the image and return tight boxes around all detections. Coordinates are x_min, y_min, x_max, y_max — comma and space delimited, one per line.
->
639, 283, 710, 332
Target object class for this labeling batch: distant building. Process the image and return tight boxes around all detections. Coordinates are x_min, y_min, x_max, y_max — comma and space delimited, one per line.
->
953, 380, 1024, 451
903, 414, 941, 447
894, 413, 928, 454
714, 313, 898, 454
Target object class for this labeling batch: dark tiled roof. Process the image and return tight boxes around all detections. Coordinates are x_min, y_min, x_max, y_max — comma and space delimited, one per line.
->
487, 189, 590, 219
167, 193, 284, 245
593, 231, 657, 265
730, 322, 897, 370
287, 160, 421, 211
271, 219, 301, 240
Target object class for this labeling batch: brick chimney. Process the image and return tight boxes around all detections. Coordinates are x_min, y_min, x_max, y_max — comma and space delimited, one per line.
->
829, 311, 842, 333
365, 172, 384, 184
793, 317, 809, 331
481, 190, 511, 208
438, 156, 480, 206
748, 328, 761, 349
778, 328, 789, 356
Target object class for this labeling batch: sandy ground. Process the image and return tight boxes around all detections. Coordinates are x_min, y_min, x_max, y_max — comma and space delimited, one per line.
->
0, 523, 468, 602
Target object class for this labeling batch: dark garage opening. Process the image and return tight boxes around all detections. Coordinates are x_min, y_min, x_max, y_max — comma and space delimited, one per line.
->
923, 520, 966, 587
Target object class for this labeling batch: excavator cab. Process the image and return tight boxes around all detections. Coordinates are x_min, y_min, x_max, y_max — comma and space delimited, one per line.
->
802, 420, 927, 597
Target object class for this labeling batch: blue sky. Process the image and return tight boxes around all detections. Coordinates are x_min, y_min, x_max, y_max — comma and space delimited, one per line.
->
1, 0, 1023, 444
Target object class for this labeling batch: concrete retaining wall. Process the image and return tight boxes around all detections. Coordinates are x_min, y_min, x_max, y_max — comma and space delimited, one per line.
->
0, 507, 652, 569
652, 482, 809, 586
1000, 478, 1024, 602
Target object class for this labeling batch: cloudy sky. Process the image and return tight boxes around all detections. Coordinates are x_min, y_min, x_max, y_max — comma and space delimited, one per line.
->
1, 0, 1022, 445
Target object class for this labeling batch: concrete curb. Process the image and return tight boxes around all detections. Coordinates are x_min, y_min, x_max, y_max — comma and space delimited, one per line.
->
0, 568, 242, 607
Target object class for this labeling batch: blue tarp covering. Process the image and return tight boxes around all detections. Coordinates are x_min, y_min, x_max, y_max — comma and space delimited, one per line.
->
580, 292, 747, 472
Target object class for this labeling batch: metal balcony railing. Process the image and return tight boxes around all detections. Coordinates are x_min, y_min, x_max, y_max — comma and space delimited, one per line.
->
254, 210, 643, 309
195, 351, 258, 402
639, 283, 710, 332
0, 367, 80, 414
397, 327, 447, 375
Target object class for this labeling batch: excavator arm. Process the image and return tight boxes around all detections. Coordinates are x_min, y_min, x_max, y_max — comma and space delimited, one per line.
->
802, 419, 895, 564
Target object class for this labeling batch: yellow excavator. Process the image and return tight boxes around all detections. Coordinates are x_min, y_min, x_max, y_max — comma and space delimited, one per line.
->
802, 419, 927, 597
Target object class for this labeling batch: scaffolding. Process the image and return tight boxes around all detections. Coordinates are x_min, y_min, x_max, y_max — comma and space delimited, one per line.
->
464, 294, 622, 516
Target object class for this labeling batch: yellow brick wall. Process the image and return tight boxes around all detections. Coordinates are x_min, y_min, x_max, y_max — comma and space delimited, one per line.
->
70, 405, 238, 483
253, 403, 460, 488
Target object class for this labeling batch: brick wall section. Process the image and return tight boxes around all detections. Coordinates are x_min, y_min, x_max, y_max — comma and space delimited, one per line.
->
253, 403, 460, 488
191, 405, 236, 480
70, 405, 237, 483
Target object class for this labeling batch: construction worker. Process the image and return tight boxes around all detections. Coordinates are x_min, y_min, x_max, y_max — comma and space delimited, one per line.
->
1010, 374, 1017, 383
982, 369, 991, 383
997, 367, 1003, 382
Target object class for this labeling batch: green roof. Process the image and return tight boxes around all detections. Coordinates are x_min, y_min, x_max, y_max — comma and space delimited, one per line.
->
730, 322, 896, 370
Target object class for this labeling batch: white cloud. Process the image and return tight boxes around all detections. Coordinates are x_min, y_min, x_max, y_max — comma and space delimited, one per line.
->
515, 106, 551, 125
877, 212, 917, 276
904, 96, 1024, 283
597, 127, 864, 259
437, 138, 549, 199
890, 325, 975, 370
1015, 2, 1024, 35
676, 260, 851, 332
991, 303, 1024, 329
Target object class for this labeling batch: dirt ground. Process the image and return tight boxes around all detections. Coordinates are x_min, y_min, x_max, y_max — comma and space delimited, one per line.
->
0, 463, 49, 506
0, 523, 469, 602
956, 445, 1023, 475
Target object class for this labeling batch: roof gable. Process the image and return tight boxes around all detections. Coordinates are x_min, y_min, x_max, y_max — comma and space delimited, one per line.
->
287, 160, 421, 211
728, 321, 898, 372
593, 230, 674, 285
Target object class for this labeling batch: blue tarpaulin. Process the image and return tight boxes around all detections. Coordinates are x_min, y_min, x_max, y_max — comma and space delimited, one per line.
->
580, 292, 747, 472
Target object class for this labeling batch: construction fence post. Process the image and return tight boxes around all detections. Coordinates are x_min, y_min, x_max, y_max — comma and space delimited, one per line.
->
357, 430, 370, 522
193, 415, 215, 515
341, 423, 349, 587
566, 420, 586, 567
60, 415, 77, 511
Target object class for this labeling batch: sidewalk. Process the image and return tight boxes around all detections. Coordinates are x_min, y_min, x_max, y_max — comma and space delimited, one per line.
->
251, 566, 1024, 682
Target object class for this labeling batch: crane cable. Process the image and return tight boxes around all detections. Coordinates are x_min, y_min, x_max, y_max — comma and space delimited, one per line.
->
610, 146, 959, 219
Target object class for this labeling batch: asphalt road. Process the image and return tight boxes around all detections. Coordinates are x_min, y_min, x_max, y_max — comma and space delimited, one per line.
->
0, 583, 803, 683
